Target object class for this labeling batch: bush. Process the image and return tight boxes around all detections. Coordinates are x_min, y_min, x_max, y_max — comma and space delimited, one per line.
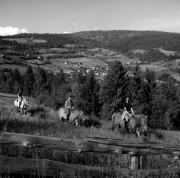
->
27, 105, 47, 117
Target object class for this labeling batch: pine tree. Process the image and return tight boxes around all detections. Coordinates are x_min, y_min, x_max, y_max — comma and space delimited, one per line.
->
23, 65, 35, 96
13, 68, 22, 90
45, 72, 54, 93
5, 70, 14, 93
52, 68, 66, 94
160, 77, 177, 101
6, 78, 14, 93
130, 65, 142, 100
51, 83, 71, 109
79, 71, 100, 116
13, 68, 22, 84
13, 81, 20, 94
99, 61, 130, 119
142, 68, 156, 104
0, 70, 6, 91
72, 70, 86, 85
34, 67, 48, 95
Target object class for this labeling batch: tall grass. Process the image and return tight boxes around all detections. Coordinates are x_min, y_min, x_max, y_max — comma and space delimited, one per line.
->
0, 106, 137, 140
1, 106, 180, 144
1, 106, 180, 177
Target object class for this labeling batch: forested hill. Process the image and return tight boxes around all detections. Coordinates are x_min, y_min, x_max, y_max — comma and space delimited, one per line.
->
0, 33, 101, 50
73, 30, 180, 52
1, 30, 180, 54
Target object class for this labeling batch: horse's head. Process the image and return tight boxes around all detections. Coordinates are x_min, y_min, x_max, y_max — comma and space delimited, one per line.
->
124, 112, 132, 122
22, 98, 29, 109
24, 98, 29, 104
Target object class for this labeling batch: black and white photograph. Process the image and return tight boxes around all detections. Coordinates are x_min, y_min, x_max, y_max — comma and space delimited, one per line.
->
0, 0, 180, 177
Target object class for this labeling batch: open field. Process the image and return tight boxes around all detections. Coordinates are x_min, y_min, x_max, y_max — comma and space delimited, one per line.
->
3, 38, 47, 44
140, 64, 168, 73
0, 45, 180, 82
158, 48, 176, 56
163, 59, 180, 71
0, 64, 27, 73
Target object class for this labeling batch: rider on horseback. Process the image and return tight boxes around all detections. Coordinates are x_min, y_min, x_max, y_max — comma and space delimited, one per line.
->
121, 96, 134, 121
65, 96, 73, 120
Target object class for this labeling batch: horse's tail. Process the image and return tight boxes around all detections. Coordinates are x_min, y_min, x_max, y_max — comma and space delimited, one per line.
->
14, 99, 19, 107
26, 98, 29, 106
58, 108, 64, 119
111, 113, 117, 130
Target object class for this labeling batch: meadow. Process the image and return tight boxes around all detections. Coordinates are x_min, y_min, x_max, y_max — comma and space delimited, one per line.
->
0, 93, 180, 177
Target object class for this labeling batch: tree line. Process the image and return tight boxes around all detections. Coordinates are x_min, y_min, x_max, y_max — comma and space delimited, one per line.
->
0, 61, 180, 130
74, 30, 180, 53
2, 31, 180, 55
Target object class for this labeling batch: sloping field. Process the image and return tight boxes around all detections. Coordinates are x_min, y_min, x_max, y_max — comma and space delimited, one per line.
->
68, 57, 107, 67
0, 92, 36, 108
0, 92, 17, 108
0, 64, 27, 73
0, 93, 180, 177
140, 64, 169, 72
3, 38, 46, 44
158, 48, 176, 56
163, 59, 180, 70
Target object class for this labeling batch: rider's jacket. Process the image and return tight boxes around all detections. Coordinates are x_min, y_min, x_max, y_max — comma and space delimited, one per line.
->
18, 91, 23, 98
65, 99, 73, 109
124, 101, 132, 112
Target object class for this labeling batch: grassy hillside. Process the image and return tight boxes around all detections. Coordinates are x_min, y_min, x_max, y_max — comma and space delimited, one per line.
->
0, 92, 180, 144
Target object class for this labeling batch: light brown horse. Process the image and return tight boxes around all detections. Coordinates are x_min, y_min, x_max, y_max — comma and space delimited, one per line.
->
128, 114, 148, 137
112, 112, 148, 137
58, 108, 85, 124
111, 112, 126, 132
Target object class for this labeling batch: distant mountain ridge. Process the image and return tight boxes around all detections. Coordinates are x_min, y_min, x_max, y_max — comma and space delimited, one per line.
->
73, 30, 180, 52
1, 30, 180, 53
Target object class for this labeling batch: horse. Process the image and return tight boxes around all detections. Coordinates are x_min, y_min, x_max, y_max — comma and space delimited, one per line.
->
58, 108, 85, 124
111, 112, 126, 132
111, 111, 148, 137
127, 114, 148, 137
14, 97, 29, 114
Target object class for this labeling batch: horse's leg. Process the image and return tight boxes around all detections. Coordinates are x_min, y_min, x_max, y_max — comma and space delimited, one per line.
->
111, 122, 116, 130
23, 109, 26, 115
20, 108, 23, 115
136, 128, 141, 137
16, 107, 20, 115
112, 118, 119, 131
75, 119, 79, 127
122, 122, 126, 134
67, 109, 71, 122
18, 107, 21, 114
119, 120, 125, 134
25, 109, 27, 115
60, 116, 64, 122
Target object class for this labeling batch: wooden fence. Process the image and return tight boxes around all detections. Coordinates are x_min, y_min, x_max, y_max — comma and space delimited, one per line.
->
1, 132, 180, 156
0, 132, 180, 177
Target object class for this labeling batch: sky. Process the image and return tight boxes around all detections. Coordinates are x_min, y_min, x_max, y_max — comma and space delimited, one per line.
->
0, 0, 180, 35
